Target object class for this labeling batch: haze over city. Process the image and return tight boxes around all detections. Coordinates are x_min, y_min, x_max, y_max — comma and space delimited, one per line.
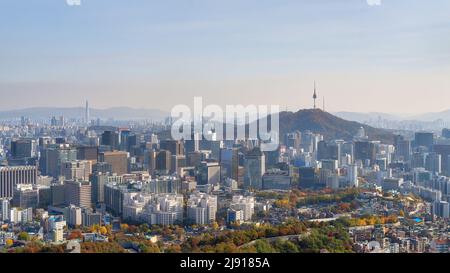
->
1, 0, 450, 113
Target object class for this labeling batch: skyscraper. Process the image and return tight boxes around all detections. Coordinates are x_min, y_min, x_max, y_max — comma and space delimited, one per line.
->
244, 148, 266, 190
85, 100, 90, 125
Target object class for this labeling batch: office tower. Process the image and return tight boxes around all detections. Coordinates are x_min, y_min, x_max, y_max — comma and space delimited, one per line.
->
347, 164, 358, 188
396, 139, 412, 162
12, 184, 39, 209
91, 173, 107, 204
411, 152, 426, 168
433, 144, 450, 175
425, 152, 442, 174
154, 150, 171, 173
160, 140, 184, 156
186, 151, 202, 167
10, 138, 37, 159
101, 130, 120, 150
317, 141, 341, 163
93, 162, 113, 174
85, 100, 90, 125
244, 148, 266, 190
298, 167, 317, 189
99, 151, 128, 175
0, 166, 38, 198
262, 169, 292, 190
414, 132, 435, 150
37, 185, 51, 208
185, 138, 199, 154
321, 159, 339, 173
220, 148, 239, 181
64, 180, 92, 208
0, 198, 9, 221
104, 182, 127, 216
200, 139, 223, 160
40, 144, 77, 178
76, 145, 98, 163
61, 160, 92, 181
432, 201, 450, 219
170, 155, 186, 175
50, 182, 66, 206
187, 192, 218, 225
284, 131, 301, 151
197, 162, 221, 185
119, 129, 131, 151
354, 141, 377, 166
264, 148, 280, 167
68, 205, 82, 227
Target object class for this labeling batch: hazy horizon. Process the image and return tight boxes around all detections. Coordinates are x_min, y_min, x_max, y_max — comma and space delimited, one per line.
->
1, 0, 450, 113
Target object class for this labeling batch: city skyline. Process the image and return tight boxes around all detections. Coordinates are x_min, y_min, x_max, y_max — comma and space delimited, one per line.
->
1, 0, 450, 113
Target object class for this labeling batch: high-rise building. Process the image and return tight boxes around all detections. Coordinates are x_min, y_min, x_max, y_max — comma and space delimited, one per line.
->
160, 140, 184, 156
99, 151, 128, 175
40, 144, 77, 178
0, 166, 38, 198
155, 150, 172, 173
425, 152, 442, 174
101, 131, 120, 150
0, 198, 10, 221
347, 164, 358, 188
68, 205, 82, 227
284, 131, 301, 151
61, 160, 92, 181
220, 148, 239, 181
433, 144, 450, 175
354, 141, 377, 166
12, 184, 39, 209
64, 180, 92, 208
298, 167, 317, 189
244, 148, 266, 190
85, 100, 90, 125
10, 138, 37, 159
187, 192, 217, 225
197, 162, 221, 185
414, 132, 435, 150
76, 145, 98, 163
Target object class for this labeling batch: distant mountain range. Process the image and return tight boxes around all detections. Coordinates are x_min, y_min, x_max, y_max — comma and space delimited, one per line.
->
0, 107, 168, 121
158, 108, 396, 144
334, 110, 450, 123
278, 109, 395, 143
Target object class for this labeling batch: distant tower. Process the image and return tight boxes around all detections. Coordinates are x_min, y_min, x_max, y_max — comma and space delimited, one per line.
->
313, 81, 318, 109
85, 100, 90, 125
323, 96, 325, 112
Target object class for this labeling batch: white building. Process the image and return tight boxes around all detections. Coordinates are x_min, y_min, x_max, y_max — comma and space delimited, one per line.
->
68, 205, 82, 227
187, 192, 218, 225
230, 195, 255, 222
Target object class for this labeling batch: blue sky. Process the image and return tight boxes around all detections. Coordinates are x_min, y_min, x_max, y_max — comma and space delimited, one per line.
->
0, 0, 450, 113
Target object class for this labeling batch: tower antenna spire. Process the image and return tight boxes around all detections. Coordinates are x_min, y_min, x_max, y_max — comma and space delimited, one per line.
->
313, 81, 317, 109
323, 96, 325, 112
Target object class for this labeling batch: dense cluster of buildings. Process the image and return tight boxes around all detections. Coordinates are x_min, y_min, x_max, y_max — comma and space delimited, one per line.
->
0, 104, 449, 252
